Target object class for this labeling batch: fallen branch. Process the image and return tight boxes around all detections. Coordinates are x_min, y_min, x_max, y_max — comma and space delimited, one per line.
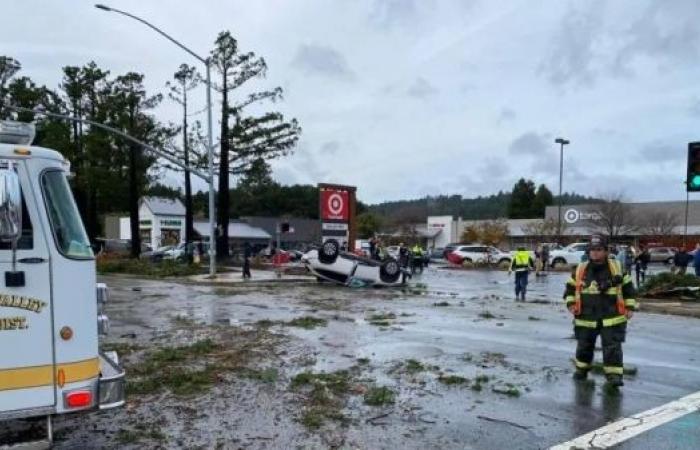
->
366, 410, 393, 424
477, 415, 532, 430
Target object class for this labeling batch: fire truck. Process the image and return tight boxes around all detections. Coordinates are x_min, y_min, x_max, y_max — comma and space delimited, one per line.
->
0, 121, 125, 447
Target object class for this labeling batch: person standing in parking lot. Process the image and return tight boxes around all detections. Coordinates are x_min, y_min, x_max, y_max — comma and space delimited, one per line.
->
635, 246, 650, 287
509, 246, 534, 302
541, 245, 550, 273
616, 246, 632, 276
369, 238, 377, 260
242, 242, 252, 280
673, 248, 691, 275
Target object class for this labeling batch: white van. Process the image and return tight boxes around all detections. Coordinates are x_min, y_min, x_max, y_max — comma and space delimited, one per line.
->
0, 121, 124, 446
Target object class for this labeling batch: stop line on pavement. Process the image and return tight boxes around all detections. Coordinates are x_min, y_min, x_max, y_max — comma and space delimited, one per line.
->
550, 390, 700, 449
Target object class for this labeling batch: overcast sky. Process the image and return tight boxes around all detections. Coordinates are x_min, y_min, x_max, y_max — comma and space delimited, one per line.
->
4, 0, 700, 204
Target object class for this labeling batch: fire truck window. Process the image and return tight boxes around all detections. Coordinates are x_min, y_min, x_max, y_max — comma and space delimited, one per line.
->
41, 170, 93, 259
0, 194, 33, 250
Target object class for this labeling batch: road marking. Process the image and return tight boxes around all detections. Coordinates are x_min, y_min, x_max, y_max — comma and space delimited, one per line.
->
550, 390, 700, 449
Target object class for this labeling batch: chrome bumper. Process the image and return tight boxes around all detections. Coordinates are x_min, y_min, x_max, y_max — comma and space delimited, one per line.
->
98, 351, 125, 410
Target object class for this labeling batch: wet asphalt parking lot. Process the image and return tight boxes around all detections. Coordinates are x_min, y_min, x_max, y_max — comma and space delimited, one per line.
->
5, 264, 700, 449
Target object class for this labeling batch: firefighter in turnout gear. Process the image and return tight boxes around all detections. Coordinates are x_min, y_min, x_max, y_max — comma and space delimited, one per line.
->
563, 235, 637, 387
509, 246, 534, 302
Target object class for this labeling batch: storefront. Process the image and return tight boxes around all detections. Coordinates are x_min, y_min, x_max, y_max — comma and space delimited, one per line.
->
119, 197, 186, 250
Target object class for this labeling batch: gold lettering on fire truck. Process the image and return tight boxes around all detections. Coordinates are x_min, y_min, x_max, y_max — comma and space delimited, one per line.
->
0, 294, 46, 313
0, 316, 27, 330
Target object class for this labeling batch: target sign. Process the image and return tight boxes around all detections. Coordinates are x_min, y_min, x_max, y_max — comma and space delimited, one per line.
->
321, 190, 349, 220
564, 209, 580, 224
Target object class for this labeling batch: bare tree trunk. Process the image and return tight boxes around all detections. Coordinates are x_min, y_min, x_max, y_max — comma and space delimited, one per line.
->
128, 106, 141, 259
217, 75, 230, 260
182, 85, 194, 262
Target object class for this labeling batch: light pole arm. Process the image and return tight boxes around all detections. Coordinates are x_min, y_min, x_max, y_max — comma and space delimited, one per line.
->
6, 105, 212, 182
95, 4, 206, 65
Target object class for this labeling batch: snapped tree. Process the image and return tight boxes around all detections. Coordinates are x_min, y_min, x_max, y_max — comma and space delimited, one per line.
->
163, 64, 201, 260
208, 31, 301, 259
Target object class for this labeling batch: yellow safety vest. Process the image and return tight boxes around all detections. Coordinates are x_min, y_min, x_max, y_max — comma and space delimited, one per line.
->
514, 251, 530, 267
573, 260, 626, 325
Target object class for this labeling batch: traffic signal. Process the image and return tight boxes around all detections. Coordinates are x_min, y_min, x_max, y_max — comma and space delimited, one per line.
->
688, 142, 700, 192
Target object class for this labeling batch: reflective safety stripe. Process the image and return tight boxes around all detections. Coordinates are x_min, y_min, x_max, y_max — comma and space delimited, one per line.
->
623, 274, 633, 284
580, 285, 620, 295
0, 357, 100, 391
566, 278, 576, 286
609, 259, 622, 276
581, 286, 601, 294
602, 315, 627, 327
625, 298, 637, 308
604, 366, 624, 375
565, 295, 575, 304
575, 359, 591, 369
574, 319, 598, 328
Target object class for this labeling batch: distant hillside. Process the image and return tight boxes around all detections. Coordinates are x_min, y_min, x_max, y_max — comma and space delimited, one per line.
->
367, 192, 599, 225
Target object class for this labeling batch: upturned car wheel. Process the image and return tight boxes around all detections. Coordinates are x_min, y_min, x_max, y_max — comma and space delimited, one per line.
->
380, 259, 401, 283
319, 239, 340, 264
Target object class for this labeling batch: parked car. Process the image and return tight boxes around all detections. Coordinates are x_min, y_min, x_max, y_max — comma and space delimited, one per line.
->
140, 245, 174, 262
648, 247, 676, 264
163, 241, 211, 261
549, 242, 589, 268
430, 247, 445, 259
355, 241, 372, 257
302, 239, 408, 287
450, 245, 512, 265
287, 250, 304, 262
443, 243, 461, 259
93, 238, 151, 255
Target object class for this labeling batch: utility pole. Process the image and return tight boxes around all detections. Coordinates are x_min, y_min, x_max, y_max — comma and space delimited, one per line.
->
555, 137, 570, 243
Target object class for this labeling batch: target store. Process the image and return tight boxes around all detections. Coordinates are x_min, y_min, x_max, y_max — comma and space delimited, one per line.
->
426, 199, 700, 250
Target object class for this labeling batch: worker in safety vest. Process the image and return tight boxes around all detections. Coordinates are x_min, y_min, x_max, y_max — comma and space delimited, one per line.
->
509, 246, 534, 302
410, 243, 424, 274
563, 234, 637, 388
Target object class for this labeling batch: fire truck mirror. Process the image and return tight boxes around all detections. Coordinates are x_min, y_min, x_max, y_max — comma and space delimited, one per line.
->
0, 168, 21, 243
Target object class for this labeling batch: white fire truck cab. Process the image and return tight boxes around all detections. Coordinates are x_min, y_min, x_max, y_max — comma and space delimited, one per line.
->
0, 121, 125, 447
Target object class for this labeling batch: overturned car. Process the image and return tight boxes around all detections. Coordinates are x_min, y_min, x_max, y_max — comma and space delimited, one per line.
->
301, 239, 408, 287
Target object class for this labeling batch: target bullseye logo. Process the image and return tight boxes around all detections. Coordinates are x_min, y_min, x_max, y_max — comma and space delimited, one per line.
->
321, 189, 349, 221
564, 209, 580, 224
328, 193, 344, 215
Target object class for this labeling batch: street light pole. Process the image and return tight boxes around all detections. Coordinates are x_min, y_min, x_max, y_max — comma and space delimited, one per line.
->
554, 138, 570, 243
95, 4, 217, 276
685, 181, 689, 248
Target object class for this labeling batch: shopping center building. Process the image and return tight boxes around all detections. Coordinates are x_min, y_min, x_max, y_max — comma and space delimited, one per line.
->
426, 200, 700, 250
